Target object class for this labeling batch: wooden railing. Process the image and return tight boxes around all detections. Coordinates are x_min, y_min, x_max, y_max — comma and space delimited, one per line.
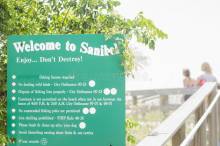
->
126, 87, 198, 109
126, 87, 198, 97
131, 82, 220, 146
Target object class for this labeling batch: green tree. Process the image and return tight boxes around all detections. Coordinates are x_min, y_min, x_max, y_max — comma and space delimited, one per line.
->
0, 0, 167, 145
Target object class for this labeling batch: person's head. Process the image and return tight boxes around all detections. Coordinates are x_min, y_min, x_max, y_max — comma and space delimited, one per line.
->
201, 62, 212, 74
183, 69, 190, 78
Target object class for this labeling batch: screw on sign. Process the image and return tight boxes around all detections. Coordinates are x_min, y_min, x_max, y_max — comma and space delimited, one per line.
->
40, 138, 48, 145
10, 137, 16, 144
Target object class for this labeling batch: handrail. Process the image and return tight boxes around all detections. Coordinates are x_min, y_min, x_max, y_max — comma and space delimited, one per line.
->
137, 82, 217, 146
127, 87, 198, 97
180, 91, 220, 146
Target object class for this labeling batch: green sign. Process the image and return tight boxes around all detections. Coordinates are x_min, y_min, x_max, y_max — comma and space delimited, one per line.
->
7, 34, 125, 146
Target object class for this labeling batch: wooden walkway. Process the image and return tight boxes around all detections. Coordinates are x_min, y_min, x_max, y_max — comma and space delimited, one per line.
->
128, 82, 220, 146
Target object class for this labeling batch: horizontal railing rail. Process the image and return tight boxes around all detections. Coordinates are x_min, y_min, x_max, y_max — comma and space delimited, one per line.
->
126, 87, 199, 107
126, 87, 198, 97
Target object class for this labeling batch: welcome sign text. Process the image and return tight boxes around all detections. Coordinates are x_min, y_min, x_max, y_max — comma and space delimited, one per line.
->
13, 40, 119, 56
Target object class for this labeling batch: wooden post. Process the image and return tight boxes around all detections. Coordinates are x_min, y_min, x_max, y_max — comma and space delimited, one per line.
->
214, 104, 219, 146
207, 90, 217, 146
208, 108, 217, 146
218, 98, 220, 142
172, 125, 185, 146
160, 95, 169, 113
193, 102, 206, 146
132, 96, 138, 106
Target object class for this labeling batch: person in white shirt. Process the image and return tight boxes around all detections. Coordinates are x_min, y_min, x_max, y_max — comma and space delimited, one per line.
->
197, 62, 217, 86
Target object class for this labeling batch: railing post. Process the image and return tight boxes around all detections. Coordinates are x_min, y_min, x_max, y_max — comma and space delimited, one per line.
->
160, 95, 169, 113
172, 125, 185, 146
214, 103, 219, 146
218, 98, 220, 143
132, 96, 138, 106
208, 106, 218, 146
193, 102, 206, 146
207, 90, 217, 146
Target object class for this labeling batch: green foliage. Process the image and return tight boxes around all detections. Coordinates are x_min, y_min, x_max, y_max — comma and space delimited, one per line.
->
0, 97, 7, 145
126, 118, 139, 145
0, 0, 167, 145
0, 0, 167, 74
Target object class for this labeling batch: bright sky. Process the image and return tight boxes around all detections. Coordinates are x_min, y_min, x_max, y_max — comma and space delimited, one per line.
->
117, 0, 220, 90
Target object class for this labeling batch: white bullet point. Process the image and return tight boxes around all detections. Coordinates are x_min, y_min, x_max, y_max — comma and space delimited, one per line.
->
12, 123, 16, 127
11, 130, 15, 135
79, 122, 86, 129
12, 116, 16, 120
12, 96, 16, 101
12, 82, 16, 86
12, 89, 16, 94
111, 88, 117, 95
12, 109, 16, 113
12, 75, 16, 79
89, 80, 96, 87
82, 108, 89, 115
103, 88, 110, 95
89, 107, 96, 114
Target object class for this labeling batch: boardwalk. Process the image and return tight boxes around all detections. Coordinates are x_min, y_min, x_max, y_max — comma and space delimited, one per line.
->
127, 82, 220, 146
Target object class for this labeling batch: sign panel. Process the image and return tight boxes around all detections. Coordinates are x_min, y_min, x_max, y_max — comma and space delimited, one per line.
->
7, 34, 125, 146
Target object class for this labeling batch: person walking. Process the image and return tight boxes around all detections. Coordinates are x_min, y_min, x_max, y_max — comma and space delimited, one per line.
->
182, 69, 196, 100
197, 62, 217, 86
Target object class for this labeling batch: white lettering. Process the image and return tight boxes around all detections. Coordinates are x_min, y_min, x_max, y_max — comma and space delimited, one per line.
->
80, 42, 119, 56
13, 41, 25, 53
13, 40, 61, 53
